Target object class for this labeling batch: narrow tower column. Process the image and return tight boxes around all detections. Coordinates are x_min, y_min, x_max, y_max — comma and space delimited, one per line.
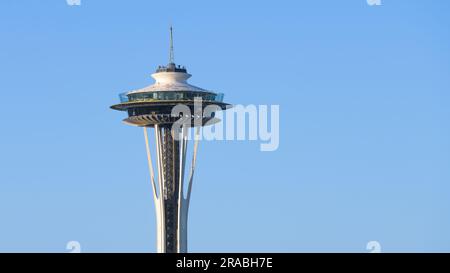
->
144, 125, 198, 253
160, 125, 181, 253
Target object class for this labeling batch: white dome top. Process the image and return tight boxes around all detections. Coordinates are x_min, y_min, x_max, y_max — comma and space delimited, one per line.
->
127, 71, 209, 94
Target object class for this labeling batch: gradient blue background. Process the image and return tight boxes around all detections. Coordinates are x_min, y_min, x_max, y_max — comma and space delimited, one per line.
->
0, 0, 449, 252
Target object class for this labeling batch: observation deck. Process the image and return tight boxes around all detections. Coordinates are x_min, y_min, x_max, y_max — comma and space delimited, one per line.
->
110, 63, 230, 127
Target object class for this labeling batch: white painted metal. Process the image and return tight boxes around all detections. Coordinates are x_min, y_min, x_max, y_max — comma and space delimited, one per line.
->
143, 127, 158, 201
128, 71, 209, 94
177, 126, 188, 252
186, 126, 200, 207
178, 126, 200, 252
153, 124, 166, 253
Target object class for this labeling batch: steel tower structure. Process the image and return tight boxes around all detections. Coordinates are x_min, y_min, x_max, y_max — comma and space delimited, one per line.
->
110, 28, 229, 253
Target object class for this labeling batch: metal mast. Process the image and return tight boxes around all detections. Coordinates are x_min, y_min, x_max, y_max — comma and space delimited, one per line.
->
169, 25, 175, 64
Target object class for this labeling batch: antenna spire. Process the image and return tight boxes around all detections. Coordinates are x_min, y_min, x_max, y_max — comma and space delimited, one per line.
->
169, 26, 174, 64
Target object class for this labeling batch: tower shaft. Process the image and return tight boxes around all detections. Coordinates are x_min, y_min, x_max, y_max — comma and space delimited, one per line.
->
145, 125, 197, 253
160, 126, 180, 253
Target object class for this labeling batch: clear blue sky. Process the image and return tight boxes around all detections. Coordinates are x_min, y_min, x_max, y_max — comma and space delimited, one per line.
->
0, 0, 449, 252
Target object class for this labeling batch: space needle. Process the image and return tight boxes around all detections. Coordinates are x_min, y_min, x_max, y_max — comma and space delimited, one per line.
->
111, 27, 230, 253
